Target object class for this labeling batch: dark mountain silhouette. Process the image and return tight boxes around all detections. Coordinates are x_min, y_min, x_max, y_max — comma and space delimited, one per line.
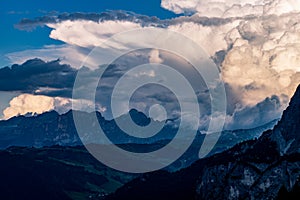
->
0, 108, 276, 171
0, 108, 275, 149
106, 85, 300, 200
0, 109, 173, 149
0, 100, 280, 199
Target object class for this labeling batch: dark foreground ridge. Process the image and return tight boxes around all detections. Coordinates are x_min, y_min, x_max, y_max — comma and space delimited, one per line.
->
106, 85, 300, 200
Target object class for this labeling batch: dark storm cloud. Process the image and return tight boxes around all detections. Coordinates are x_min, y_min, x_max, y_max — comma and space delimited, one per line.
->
100, 64, 128, 78
0, 58, 77, 97
15, 10, 238, 31
15, 11, 166, 31
0, 58, 124, 99
0, 57, 193, 111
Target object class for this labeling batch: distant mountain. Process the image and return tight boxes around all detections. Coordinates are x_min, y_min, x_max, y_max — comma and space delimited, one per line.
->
0, 108, 276, 157
166, 119, 277, 171
106, 85, 300, 200
0, 109, 174, 149
0, 107, 277, 172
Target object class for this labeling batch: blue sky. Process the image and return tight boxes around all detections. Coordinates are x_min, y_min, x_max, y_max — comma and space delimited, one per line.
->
0, 0, 177, 67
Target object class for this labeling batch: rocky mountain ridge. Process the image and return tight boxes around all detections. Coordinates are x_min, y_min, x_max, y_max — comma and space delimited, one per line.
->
106, 85, 300, 200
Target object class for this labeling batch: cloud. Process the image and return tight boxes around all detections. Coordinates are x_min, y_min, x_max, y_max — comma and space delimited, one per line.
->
6, 44, 91, 69
149, 49, 163, 63
222, 13, 300, 106
161, 0, 300, 17
0, 91, 20, 119
2, 93, 105, 120
0, 58, 76, 96
11, 11, 239, 68
13, 13, 237, 65
225, 95, 286, 129
15, 10, 236, 32
15, 11, 165, 31
167, 20, 237, 56
161, 0, 200, 15
3, 94, 55, 119
8, 4, 300, 129
47, 20, 142, 49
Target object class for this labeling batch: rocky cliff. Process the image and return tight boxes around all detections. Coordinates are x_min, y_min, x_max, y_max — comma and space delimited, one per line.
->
107, 85, 300, 200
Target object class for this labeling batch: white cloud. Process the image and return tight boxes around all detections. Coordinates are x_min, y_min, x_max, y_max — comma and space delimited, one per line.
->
3, 94, 55, 119
161, 0, 200, 14
47, 20, 142, 49
168, 21, 238, 56
2, 93, 107, 119
45, 18, 237, 61
149, 49, 163, 63
161, 0, 300, 17
222, 13, 300, 105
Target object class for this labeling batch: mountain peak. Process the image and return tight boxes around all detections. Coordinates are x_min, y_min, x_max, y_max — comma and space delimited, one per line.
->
271, 85, 300, 155
119, 109, 151, 126
106, 85, 300, 200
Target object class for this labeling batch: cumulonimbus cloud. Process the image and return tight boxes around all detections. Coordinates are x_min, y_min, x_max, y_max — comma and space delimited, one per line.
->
28, 10, 300, 107
0, 58, 76, 95
161, 0, 300, 17
6, 1, 300, 129
222, 13, 300, 106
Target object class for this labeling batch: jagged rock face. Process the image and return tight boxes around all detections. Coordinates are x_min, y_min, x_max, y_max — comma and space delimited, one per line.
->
196, 85, 300, 200
196, 152, 300, 200
106, 85, 300, 200
271, 85, 300, 155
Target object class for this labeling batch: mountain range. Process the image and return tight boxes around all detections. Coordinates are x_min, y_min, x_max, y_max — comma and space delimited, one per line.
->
0, 107, 277, 172
2, 85, 299, 199
106, 85, 300, 200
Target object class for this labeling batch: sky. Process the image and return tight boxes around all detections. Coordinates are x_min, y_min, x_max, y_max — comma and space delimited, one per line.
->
0, 0, 300, 131
0, 0, 177, 67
